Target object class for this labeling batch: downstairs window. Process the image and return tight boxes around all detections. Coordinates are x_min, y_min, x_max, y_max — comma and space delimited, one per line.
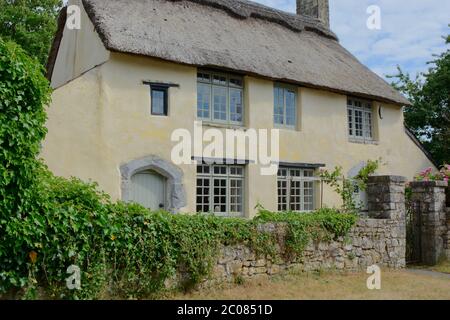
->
196, 164, 245, 216
277, 167, 315, 212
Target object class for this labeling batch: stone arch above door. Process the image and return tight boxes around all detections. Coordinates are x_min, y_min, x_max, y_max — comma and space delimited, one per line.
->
120, 155, 186, 212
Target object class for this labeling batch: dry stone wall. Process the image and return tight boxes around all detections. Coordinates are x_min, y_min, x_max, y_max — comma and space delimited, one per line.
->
211, 218, 405, 283
207, 176, 407, 284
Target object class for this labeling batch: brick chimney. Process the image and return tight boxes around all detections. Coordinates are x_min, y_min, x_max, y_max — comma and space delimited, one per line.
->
296, 0, 330, 29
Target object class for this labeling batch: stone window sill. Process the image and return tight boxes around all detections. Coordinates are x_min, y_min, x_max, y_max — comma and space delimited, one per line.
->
202, 121, 247, 131
349, 138, 379, 145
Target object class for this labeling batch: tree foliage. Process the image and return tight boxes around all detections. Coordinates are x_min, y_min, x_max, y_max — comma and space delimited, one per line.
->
0, 0, 63, 65
390, 32, 450, 165
0, 38, 52, 293
0, 38, 51, 215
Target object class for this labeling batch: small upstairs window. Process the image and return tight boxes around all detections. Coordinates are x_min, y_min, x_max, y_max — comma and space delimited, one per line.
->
347, 97, 373, 142
197, 71, 244, 125
144, 81, 179, 116
274, 84, 297, 129
151, 85, 168, 116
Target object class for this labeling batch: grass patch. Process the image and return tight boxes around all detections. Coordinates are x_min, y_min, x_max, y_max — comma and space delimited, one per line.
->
430, 259, 450, 274
409, 258, 450, 275
170, 269, 450, 300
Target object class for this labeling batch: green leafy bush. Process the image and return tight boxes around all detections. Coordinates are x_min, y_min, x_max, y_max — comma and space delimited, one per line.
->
0, 38, 51, 215
0, 38, 52, 294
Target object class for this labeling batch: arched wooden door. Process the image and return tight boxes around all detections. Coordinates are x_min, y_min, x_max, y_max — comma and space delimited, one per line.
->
129, 170, 166, 210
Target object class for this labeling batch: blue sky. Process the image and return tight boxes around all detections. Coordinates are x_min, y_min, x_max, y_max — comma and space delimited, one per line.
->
253, 0, 450, 80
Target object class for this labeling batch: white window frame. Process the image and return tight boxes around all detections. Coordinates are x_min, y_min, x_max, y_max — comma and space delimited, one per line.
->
197, 71, 244, 126
277, 168, 316, 212
347, 97, 374, 142
196, 164, 245, 217
273, 83, 297, 129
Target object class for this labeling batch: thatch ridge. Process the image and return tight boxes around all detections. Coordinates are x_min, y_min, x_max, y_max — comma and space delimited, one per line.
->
167, 0, 338, 39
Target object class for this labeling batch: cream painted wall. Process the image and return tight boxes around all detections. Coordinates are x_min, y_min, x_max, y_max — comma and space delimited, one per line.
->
50, 0, 110, 89
42, 52, 435, 217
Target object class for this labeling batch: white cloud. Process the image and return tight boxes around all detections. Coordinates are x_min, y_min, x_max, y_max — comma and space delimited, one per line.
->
253, 0, 449, 79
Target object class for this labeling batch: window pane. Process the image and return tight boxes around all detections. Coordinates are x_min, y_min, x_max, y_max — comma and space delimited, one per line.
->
230, 166, 243, 176
277, 179, 288, 211
354, 110, 363, 137
303, 181, 314, 211
290, 169, 301, 177
230, 88, 243, 122
197, 164, 210, 174
213, 178, 227, 214
348, 109, 353, 136
197, 72, 211, 82
213, 86, 227, 121
213, 166, 227, 175
285, 90, 296, 126
303, 169, 314, 177
197, 83, 210, 119
196, 178, 210, 212
277, 168, 288, 177
364, 111, 372, 138
274, 87, 284, 125
290, 180, 301, 211
213, 74, 227, 85
229, 77, 243, 88
151, 89, 166, 115
229, 179, 243, 214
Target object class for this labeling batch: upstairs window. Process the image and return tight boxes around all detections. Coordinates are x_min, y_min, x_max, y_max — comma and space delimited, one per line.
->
347, 98, 373, 141
151, 85, 168, 116
197, 71, 244, 125
274, 84, 297, 128
144, 81, 179, 116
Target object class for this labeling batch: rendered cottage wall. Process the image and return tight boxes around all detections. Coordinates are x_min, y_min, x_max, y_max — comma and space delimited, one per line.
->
42, 51, 436, 217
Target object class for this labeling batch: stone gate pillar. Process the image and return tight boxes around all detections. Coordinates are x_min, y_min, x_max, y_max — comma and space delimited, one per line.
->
367, 176, 407, 220
366, 176, 407, 268
410, 181, 448, 265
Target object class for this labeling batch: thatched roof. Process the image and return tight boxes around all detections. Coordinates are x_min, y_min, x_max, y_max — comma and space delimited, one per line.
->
52, 0, 410, 106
